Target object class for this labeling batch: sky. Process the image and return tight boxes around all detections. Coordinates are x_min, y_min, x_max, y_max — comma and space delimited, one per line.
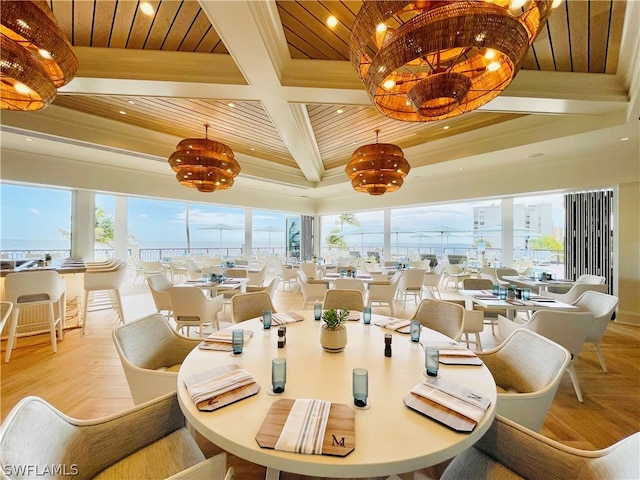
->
1, 183, 563, 250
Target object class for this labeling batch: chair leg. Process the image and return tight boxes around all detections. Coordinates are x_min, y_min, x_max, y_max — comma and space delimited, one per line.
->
4, 309, 20, 363
48, 303, 58, 353
113, 289, 125, 323
474, 332, 482, 351
82, 291, 89, 334
566, 363, 584, 402
593, 341, 608, 373
265, 467, 280, 480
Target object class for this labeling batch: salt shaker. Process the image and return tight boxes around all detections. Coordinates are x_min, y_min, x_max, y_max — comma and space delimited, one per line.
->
277, 327, 285, 348
384, 333, 392, 357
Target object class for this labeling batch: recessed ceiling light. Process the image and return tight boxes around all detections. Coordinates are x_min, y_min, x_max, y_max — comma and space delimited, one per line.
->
119, 110, 126, 115
25, 138, 33, 142
327, 16, 338, 28
528, 152, 544, 158
620, 137, 629, 141
140, 2, 154, 15
128, 100, 136, 105
336, 109, 344, 114
443, 125, 450, 130
228, 102, 235, 108
250, 148, 255, 151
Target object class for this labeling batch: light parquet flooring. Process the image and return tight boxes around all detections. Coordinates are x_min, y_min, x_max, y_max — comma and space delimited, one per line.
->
1, 272, 639, 479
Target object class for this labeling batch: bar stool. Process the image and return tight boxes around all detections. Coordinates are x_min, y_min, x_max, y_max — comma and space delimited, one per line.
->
83, 259, 128, 333
4, 271, 66, 363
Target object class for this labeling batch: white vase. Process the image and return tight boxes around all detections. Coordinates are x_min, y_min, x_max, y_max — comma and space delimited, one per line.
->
320, 325, 347, 353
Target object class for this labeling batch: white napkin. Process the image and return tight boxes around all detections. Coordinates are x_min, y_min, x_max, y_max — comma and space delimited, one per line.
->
274, 399, 331, 455
186, 368, 255, 406
347, 311, 360, 321
272, 312, 304, 325
204, 328, 253, 344
411, 382, 488, 423
374, 317, 411, 332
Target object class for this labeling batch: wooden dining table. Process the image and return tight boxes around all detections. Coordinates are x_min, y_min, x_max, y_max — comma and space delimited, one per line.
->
177, 311, 497, 478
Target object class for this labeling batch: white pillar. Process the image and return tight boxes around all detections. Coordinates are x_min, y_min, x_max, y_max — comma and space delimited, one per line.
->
501, 198, 514, 266
114, 196, 128, 261
71, 190, 94, 260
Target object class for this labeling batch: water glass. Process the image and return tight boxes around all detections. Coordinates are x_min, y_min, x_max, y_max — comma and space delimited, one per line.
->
271, 358, 286, 393
363, 306, 371, 325
492, 284, 500, 295
410, 320, 421, 342
352, 368, 368, 407
425, 347, 439, 377
262, 310, 272, 329
522, 288, 531, 300
499, 287, 508, 300
231, 329, 243, 355
314, 302, 322, 321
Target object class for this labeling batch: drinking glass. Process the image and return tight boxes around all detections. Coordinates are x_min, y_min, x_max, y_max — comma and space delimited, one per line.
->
425, 347, 439, 377
363, 306, 371, 325
410, 320, 421, 342
262, 310, 272, 329
492, 284, 500, 295
522, 288, 531, 300
314, 302, 322, 321
271, 358, 286, 393
352, 368, 368, 407
499, 287, 508, 300
231, 329, 243, 355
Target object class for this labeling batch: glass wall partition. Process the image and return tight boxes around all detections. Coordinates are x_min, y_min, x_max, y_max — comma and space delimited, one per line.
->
187, 204, 245, 259
320, 211, 384, 261
0, 183, 72, 260
252, 211, 288, 257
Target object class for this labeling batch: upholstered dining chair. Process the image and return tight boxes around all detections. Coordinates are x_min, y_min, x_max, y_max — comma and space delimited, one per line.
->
299, 262, 320, 279
83, 259, 128, 333
442, 264, 470, 290
499, 310, 595, 402
543, 282, 608, 304
168, 286, 225, 337
572, 290, 619, 373
367, 271, 401, 316
397, 269, 426, 306
273, 259, 298, 290
231, 291, 276, 324
4, 270, 66, 363
411, 299, 465, 342
0, 391, 233, 480
112, 313, 200, 404
495, 267, 519, 286
147, 274, 174, 319
439, 415, 639, 480
323, 289, 364, 312
422, 272, 443, 299
463, 277, 501, 334
333, 278, 366, 297
297, 270, 328, 309
476, 329, 571, 431
462, 278, 494, 290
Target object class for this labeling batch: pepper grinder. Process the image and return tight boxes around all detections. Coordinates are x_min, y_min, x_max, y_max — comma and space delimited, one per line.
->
277, 327, 285, 348
384, 333, 392, 357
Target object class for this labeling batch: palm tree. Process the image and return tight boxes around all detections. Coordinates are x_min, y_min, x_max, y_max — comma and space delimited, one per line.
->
334, 213, 360, 252
325, 228, 347, 251
58, 207, 138, 247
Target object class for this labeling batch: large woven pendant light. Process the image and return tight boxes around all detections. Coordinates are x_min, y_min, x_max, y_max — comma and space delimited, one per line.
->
1, 1, 78, 111
168, 125, 241, 193
349, 0, 561, 122
346, 130, 410, 196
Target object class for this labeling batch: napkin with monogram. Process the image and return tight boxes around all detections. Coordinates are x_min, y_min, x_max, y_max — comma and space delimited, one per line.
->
274, 399, 331, 454
272, 312, 305, 325
374, 317, 411, 333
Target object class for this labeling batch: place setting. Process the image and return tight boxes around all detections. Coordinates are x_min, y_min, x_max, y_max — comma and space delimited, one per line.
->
183, 364, 260, 412
198, 325, 254, 352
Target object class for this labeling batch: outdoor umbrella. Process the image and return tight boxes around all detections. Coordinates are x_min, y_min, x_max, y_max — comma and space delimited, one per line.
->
199, 223, 242, 248
418, 225, 469, 255
254, 225, 284, 247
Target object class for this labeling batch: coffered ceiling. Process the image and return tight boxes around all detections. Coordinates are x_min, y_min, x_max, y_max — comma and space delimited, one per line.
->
1, 0, 638, 213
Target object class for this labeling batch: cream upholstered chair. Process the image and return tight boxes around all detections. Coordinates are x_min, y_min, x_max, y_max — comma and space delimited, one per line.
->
83, 259, 128, 333
463, 277, 501, 334
299, 262, 319, 279
184, 259, 202, 280
500, 310, 595, 402
147, 274, 174, 318
422, 272, 443, 299
112, 313, 200, 404
246, 277, 279, 297
247, 265, 267, 286
442, 264, 469, 290
572, 291, 619, 373
231, 291, 276, 324
542, 282, 608, 303
0, 301, 13, 336
411, 299, 465, 342
367, 271, 401, 315
462, 309, 484, 351
4, 270, 66, 363
496, 267, 520, 286
0, 391, 233, 480
462, 277, 494, 290
323, 289, 364, 312
139, 260, 165, 283
273, 259, 297, 290
168, 286, 224, 337
397, 269, 426, 306
333, 278, 366, 296
440, 415, 639, 480
476, 329, 571, 431
297, 270, 328, 309
576, 273, 607, 285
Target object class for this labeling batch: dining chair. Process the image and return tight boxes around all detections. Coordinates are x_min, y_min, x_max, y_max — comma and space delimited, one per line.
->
439, 415, 639, 480
185, 259, 202, 280
397, 269, 426, 306
476, 329, 571, 431
112, 313, 201, 404
442, 264, 469, 290
499, 310, 595, 402
323, 289, 364, 312
543, 282, 608, 304
0, 391, 233, 480
367, 271, 401, 315
82, 259, 128, 333
299, 262, 320, 279
333, 278, 366, 297
495, 267, 519, 286
422, 272, 443, 299
462, 309, 484, 351
146, 274, 173, 319
0, 301, 14, 336
273, 259, 298, 290
4, 270, 66, 363
575, 274, 607, 285
246, 276, 279, 296
572, 290, 619, 372
168, 286, 225, 337
297, 270, 329, 309
139, 260, 165, 283
463, 277, 501, 334
230, 291, 276, 324
247, 265, 267, 286
411, 299, 464, 342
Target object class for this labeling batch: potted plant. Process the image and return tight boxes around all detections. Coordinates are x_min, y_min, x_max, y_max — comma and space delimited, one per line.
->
320, 308, 349, 353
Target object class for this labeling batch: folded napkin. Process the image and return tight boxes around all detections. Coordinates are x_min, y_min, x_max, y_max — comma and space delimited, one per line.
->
411, 379, 490, 423
224, 280, 241, 284
437, 345, 478, 358
347, 311, 360, 321
201, 328, 254, 351
274, 399, 331, 455
374, 317, 411, 333
185, 368, 256, 408
473, 294, 499, 300
272, 312, 305, 325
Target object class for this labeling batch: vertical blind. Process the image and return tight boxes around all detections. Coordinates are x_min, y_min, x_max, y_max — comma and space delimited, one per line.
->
564, 190, 613, 293
300, 215, 314, 260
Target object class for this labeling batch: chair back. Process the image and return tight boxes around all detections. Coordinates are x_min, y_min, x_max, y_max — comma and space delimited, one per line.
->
264, 277, 280, 298
575, 274, 607, 285
412, 299, 464, 341
422, 272, 443, 287
299, 262, 319, 279
1, 301, 14, 334
84, 260, 128, 290
247, 266, 267, 286
231, 292, 276, 323
399, 269, 426, 290
525, 310, 595, 357
573, 291, 619, 342
546, 283, 608, 303
496, 268, 519, 282
226, 268, 247, 278
147, 274, 173, 313
463, 278, 494, 290
323, 289, 364, 312
168, 286, 210, 322
333, 278, 366, 296
4, 270, 65, 305
140, 260, 163, 274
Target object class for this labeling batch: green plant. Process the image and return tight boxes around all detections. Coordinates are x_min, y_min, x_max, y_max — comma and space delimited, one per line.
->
321, 308, 349, 330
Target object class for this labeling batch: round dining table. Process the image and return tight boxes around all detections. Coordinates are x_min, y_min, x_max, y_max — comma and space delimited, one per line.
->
177, 311, 497, 478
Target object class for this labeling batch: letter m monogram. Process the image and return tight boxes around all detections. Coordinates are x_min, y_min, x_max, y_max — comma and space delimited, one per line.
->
331, 435, 345, 447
